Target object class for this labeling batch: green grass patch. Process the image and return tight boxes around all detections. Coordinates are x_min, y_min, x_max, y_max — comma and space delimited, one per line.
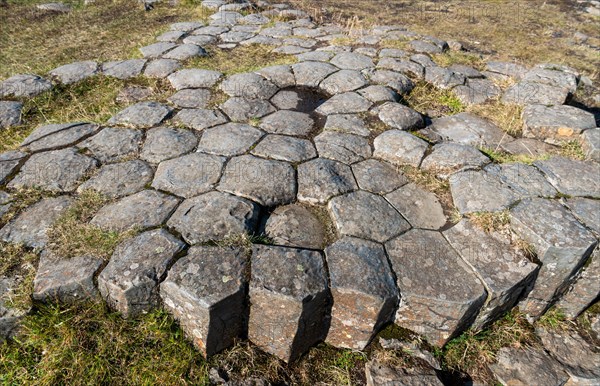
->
187, 45, 297, 75
404, 81, 465, 117
432, 51, 486, 70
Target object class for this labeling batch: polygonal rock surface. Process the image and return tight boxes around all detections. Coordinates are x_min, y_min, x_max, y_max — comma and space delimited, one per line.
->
325, 237, 399, 350
255, 65, 295, 89
502, 81, 568, 106
168, 69, 223, 90
449, 170, 518, 214
351, 159, 407, 194
500, 137, 557, 157
425, 66, 465, 90
167, 191, 259, 245
33, 253, 103, 304
453, 79, 501, 105
102, 59, 146, 79
259, 110, 314, 136
319, 70, 367, 94
197, 123, 263, 156
49, 61, 98, 85
144, 59, 181, 78
0, 74, 53, 98
0, 192, 11, 218
78, 160, 153, 198
90, 190, 179, 232
174, 109, 228, 131
365, 359, 444, 386
385, 229, 487, 346
0, 101, 22, 128
556, 248, 600, 319
220, 73, 279, 100
297, 158, 357, 204
141, 126, 198, 164
98, 229, 185, 317
251, 135, 316, 162
324, 114, 370, 137
0, 196, 73, 249
328, 191, 410, 243
161, 245, 248, 356
221, 97, 276, 121
264, 204, 326, 249
170, 21, 204, 31
522, 105, 596, 143
292, 61, 338, 87
20, 122, 100, 153
162, 44, 207, 60
79, 127, 143, 163
330, 52, 374, 70
107, 102, 172, 128
152, 153, 225, 198
565, 197, 600, 233
523, 67, 578, 93
373, 130, 429, 167
410, 40, 443, 54
581, 128, 599, 162
484, 163, 557, 198
443, 220, 539, 329
314, 131, 372, 164
248, 245, 330, 363
430, 112, 510, 148
8, 148, 97, 192
315, 92, 372, 115
511, 198, 597, 317
218, 155, 296, 207
534, 157, 600, 198
489, 347, 569, 386
421, 143, 489, 174
167, 88, 211, 109
378, 102, 424, 131
0, 151, 26, 185
140, 42, 177, 58
485, 61, 527, 79
385, 183, 446, 230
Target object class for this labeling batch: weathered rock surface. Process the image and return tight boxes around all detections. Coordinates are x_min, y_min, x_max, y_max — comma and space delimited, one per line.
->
197, 123, 263, 157
49, 61, 98, 85
534, 157, 600, 198
167, 191, 259, 244
328, 190, 411, 243
297, 158, 357, 204
351, 159, 407, 194
8, 148, 97, 192
314, 131, 372, 164
144, 59, 181, 78
0, 74, 53, 98
449, 170, 518, 214
386, 183, 446, 230
163, 44, 207, 60
140, 126, 198, 164
330, 52, 374, 70
581, 128, 599, 162
565, 197, 600, 233
325, 237, 399, 349
430, 112, 510, 148
78, 160, 153, 198
0, 196, 73, 249
320, 70, 367, 94
373, 130, 429, 167
168, 69, 223, 90
385, 229, 487, 346
489, 347, 569, 386
292, 61, 337, 87
33, 253, 103, 304
522, 105, 596, 143
161, 245, 248, 356
365, 359, 444, 386
218, 155, 296, 207
98, 229, 185, 317
510, 198, 597, 317
251, 135, 316, 162
378, 102, 424, 131
264, 204, 325, 249
555, 248, 600, 319
168, 88, 212, 109
79, 127, 142, 163
502, 81, 568, 105
248, 245, 330, 362
90, 190, 179, 232
107, 102, 173, 128
174, 109, 228, 131
102, 59, 146, 79
220, 73, 278, 100
421, 143, 489, 174
443, 220, 539, 329
484, 163, 557, 198
152, 153, 225, 198
500, 137, 557, 157
221, 97, 276, 121
315, 92, 372, 115
259, 110, 314, 136
0, 101, 22, 128
0, 151, 26, 185
21, 122, 100, 153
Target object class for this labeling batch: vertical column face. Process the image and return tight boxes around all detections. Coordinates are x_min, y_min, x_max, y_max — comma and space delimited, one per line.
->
325, 236, 399, 350
248, 245, 330, 363
160, 245, 248, 357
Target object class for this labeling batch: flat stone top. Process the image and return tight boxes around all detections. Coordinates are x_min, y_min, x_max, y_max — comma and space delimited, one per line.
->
534, 157, 600, 198
164, 245, 247, 308
385, 229, 485, 302
250, 244, 328, 301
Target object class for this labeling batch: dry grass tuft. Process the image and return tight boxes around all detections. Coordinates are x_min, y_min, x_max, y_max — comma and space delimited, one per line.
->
560, 140, 586, 160
467, 101, 523, 137
404, 81, 465, 117
187, 45, 297, 75
432, 51, 486, 70
467, 210, 510, 234
0, 242, 38, 311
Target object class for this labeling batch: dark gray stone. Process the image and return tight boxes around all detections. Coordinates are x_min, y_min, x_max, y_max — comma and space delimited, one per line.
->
102, 59, 146, 80
161, 245, 248, 356
264, 204, 325, 249
197, 123, 263, 157
510, 198, 597, 318
292, 61, 338, 87
297, 158, 357, 204
221, 97, 276, 122
352, 159, 407, 194
8, 148, 97, 192
255, 65, 295, 89
489, 347, 569, 386
430, 112, 511, 148
152, 153, 225, 198
319, 70, 367, 94
523, 67, 578, 93
79, 127, 143, 163
325, 237, 399, 350
453, 79, 501, 105
386, 183, 446, 230
220, 73, 279, 100
314, 131, 372, 164
90, 190, 179, 232
373, 130, 429, 167
484, 163, 557, 198
522, 105, 596, 144
0, 101, 22, 128
385, 229, 487, 346
324, 114, 370, 137
170, 21, 204, 32
162, 44, 207, 60
174, 109, 228, 131
157, 30, 187, 43
421, 143, 489, 174
168, 69, 223, 90
78, 160, 153, 198
0, 151, 26, 185
500, 137, 558, 157
377, 58, 424, 78
502, 81, 568, 105
49, 61, 98, 85
449, 169, 518, 214
368, 70, 414, 94
581, 128, 600, 162
565, 197, 600, 234
183, 34, 217, 46
330, 52, 375, 70
410, 40, 443, 54
144, 59, 181, 78
316, 92, 372, 115
167, 191, 259, 245
168, 88, 212, 109
259, 110, 314, 136
218, 155, 296, 206
0, 74, 52, 99
365, 359, 443, 386
378, 102, 424, 131
251, 135, 316, 163
358, 85, 400, 104
425, 66, 466, 89
107, 102, 172, 129
21, 122, 100, 153
555, 248, 600, 319
534, 157, 600, 198
98, 229, 185, 317
141, 126, 198, 164
248, 244, 330, 363
328, 190, 410, 243
485, 61, 528, 79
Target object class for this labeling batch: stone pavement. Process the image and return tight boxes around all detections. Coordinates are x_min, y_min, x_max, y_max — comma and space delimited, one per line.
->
1, 1, 599, 383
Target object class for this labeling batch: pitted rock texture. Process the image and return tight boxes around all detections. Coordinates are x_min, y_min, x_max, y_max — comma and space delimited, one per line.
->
98, 229, 185, 317
152, 153, 225, 198
161, 245, 248, 356
264, 204, 325, 249
78, 160, 153, 198
297, 158, 357, 204
490, 347, 569, 386
249, 245, 330, 363
21, 123, 100, 153
534, 157, 600, 198
79, 127, 143, 163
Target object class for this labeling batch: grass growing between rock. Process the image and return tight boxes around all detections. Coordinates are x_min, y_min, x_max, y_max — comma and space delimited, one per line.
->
432, 51, 486, 70
467, 101, 523, 137
404, 81, 465, 117
466, 210, 510, 234
0, 188, 52, 228
0, 243, 39, 311
47, 190, 134, 261
187, 45, 297, 75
